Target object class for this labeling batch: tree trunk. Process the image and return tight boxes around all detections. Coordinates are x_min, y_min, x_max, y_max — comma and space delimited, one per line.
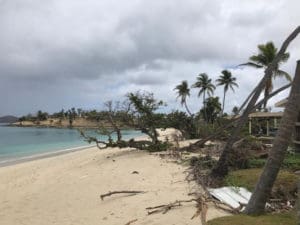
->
222, 90, 226, 115
184, 101, 193, 116
297, 179, 300, 225
211, 27, 300, 178
245, 60, 300, 214
107, 113, 122, 142
203, 92, 207, 122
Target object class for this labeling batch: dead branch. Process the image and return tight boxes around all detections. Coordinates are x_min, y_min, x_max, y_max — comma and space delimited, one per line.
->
146, 199, 198, 215
124, 219, 138, 225
100, 191, 145, 200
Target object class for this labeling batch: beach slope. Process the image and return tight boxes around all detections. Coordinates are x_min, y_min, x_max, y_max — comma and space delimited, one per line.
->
0, 147, 227, 225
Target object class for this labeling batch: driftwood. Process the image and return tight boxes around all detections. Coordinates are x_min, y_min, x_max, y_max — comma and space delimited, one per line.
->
146, 199, 198, 215
100, 191, 145, 200
124, 219, 138, 225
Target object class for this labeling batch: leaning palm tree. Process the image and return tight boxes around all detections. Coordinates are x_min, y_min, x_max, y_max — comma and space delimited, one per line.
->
240, 41, 291, 108
245, 59, 300, 215
174, 80, 192, 116
216, 70, 238, 115
192, 73, 215, 120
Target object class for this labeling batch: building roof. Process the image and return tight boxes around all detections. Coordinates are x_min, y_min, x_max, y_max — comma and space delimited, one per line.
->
249, 111, 283, 118
275, 98, 288, 108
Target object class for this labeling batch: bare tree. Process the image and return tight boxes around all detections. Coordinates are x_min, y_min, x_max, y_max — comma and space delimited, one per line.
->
104, 101, 122, 142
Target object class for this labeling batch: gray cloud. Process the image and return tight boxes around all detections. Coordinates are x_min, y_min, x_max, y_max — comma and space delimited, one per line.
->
0, 0, 300, 116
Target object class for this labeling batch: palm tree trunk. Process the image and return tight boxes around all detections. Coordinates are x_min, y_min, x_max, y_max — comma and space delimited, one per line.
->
184, 101, 193, 116
211, 27, 300, 178
245, 60, 300, 214
263, 86, 269, 109
222, 90, 226, 115
203, 92, 207, 122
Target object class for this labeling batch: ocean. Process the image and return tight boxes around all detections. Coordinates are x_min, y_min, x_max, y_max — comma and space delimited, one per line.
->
0, 124, 142, 165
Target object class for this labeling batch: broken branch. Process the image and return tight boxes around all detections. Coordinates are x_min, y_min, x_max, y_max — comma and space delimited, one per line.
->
146, 199, 198, 215
100, 190, 145, 200
124, 219, 138, 225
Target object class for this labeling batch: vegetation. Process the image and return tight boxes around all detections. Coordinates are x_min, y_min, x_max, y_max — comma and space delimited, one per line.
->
249, 153, 300, 171
245, 41, 300, 214
216, 70, 238, 115
199, 96, 222, 124
240, 41, 291, 109
207, 213, 297, 225
80, 91, 173, 152
174, 80, 192, 116
225, 168, 298, 197
192, 73, 216, 121
164, 111, 197, 138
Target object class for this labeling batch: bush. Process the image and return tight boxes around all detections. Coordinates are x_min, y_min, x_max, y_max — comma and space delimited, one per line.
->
190, 155, 217, 169
145, 142, 172, 152
249, 153, 300, 171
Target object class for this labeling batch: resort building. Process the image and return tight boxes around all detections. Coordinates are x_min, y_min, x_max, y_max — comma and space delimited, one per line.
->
248, 98, 300, 152
248, 111, 283, 137
275, 98, 300, 152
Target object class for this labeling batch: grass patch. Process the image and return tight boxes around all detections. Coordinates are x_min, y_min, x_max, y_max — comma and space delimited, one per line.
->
225, 168, 298, 199
207, 213, 297, 225
249, 153, 300, 171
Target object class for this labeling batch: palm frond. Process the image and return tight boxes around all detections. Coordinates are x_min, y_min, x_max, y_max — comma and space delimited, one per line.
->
274, 70, 292, 82
238, 62, 263, 68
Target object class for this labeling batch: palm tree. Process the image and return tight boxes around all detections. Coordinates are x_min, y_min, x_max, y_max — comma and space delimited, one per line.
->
174, 80, 192, 116
240, 41, 291, 108
192, 73, 216, 120
216, 70, 238, 115
201, 97, 222, 124
245, 59, 300, 215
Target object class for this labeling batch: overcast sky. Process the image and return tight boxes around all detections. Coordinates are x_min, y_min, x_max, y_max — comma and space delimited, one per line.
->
1, 0, 300, 116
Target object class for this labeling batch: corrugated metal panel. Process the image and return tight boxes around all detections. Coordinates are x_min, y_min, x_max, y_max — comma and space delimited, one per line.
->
208, 187, 252, 210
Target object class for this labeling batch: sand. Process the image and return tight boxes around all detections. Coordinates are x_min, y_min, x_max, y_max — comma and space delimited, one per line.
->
0, 146, 228, 225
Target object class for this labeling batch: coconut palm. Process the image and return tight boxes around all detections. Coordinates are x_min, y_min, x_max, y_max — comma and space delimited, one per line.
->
216, 70, 238, 115
200, 97, 222, 124
240, 41, 291, 108
192, 73, 216, 120
245, 59, 300, 215
174, 80, 192, 116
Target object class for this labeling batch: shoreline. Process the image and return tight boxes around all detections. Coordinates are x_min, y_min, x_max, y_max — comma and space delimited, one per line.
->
0, 144, 95, 168
7, 123, 136, 130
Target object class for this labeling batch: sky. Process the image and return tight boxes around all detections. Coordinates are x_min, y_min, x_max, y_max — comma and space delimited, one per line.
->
0, 0, 300, 116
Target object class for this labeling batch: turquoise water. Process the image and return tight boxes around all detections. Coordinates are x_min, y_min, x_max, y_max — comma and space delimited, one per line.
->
0, 124, 141, 163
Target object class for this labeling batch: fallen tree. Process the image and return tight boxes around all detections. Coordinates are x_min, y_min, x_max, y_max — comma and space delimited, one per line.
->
80, 91, 171, 152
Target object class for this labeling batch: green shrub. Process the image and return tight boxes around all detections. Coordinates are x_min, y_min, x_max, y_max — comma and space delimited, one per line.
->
190, 155, 217, 169
249, 153, 300, 171
146, 142, 172, 152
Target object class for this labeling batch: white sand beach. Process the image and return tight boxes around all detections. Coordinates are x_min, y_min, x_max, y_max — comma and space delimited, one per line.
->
0, 146, 228, 225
